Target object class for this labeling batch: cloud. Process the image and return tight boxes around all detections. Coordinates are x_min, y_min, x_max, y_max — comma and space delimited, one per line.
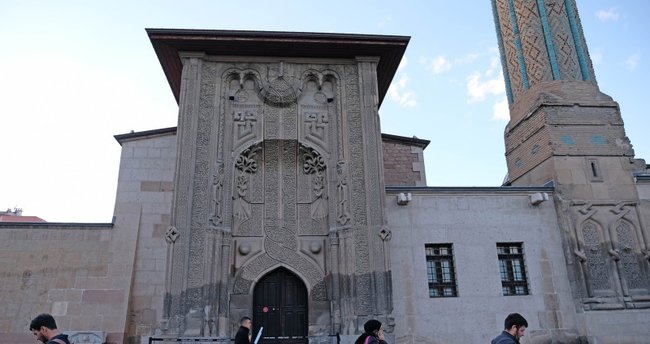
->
625, 53, 640, 70
595, 8, 619, 22
419, 50, 490, 77
465, 55, 509, 122
388, 74, 417, 108
387, 57, 417, 108
466, 59, 505, 102
421, 55, 452, 75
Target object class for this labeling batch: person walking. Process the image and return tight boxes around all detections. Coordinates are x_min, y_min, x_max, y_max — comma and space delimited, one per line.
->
355, 319, 387, 344
29, 314, 70, 344
235, 316, 253, 344
491, 313, 528, 344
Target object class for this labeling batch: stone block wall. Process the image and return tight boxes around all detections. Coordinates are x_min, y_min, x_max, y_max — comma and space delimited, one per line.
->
0, 224, 114, 344
386, 187, 579, 344
0, 130, 177, 344
113, 131, 176, 343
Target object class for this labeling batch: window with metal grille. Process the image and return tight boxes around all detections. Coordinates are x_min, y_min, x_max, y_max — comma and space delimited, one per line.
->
425, 244, 457, 297
497, 243, 529, 296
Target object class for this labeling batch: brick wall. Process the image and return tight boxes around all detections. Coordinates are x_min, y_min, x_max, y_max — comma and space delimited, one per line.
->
382, 136, 427, 186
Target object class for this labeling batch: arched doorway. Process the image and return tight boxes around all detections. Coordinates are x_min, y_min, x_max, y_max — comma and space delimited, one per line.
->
253, 267, 308, 344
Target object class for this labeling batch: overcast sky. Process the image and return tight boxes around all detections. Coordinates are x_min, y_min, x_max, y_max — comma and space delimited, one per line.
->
1, 0, 648, 222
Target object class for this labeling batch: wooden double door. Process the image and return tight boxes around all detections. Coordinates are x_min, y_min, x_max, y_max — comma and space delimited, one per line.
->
253, 268, 308, 344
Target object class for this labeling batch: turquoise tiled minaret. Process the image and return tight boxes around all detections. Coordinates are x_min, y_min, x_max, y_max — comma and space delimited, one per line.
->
491, 0, 635, 186
492, 0, 596, 105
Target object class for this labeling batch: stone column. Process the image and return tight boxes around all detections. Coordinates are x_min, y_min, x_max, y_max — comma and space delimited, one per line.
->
165, 52, 204, 335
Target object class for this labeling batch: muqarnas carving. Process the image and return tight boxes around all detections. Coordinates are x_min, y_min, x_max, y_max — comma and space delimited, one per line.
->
226, 69, 263, 153
300, 70, 337, 154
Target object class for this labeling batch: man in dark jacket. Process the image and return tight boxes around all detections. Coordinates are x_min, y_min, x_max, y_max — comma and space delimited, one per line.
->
29, 313, 70, 344
491, 313, 528, 344
235, 316, 253, 344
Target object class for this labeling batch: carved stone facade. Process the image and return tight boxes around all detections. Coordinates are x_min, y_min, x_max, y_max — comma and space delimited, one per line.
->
561, 200, 650, 309
149, 31, 409, 340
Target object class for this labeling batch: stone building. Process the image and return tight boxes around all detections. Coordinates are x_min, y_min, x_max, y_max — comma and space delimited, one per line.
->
1, 1, 649, 344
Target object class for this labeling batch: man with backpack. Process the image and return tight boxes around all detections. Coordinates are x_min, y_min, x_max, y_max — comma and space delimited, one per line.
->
29, 313, 70, 344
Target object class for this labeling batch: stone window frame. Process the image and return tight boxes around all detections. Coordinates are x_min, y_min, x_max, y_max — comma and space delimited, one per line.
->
586, 158, 604, 182
425, 243, 458, 297
497, 242, 530, 296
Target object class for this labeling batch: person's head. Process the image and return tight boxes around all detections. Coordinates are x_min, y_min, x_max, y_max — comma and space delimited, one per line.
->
504, 313, 527, 339
29, 314, 59, 343
240, 316, 252, 330
363, 319, 383, 337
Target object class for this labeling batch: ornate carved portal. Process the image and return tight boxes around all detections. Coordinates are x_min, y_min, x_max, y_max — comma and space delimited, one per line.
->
168, 59, 392, 339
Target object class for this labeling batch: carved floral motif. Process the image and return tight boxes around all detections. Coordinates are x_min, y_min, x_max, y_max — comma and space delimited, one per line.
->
302, 147, 328, 221
235, 145, 261, 173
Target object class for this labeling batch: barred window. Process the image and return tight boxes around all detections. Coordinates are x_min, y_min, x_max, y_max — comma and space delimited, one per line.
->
425, 244, 457, 297
497, 243, 529, 296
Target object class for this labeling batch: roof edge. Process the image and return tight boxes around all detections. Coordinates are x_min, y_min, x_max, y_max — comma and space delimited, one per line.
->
147, 28, 410, 107
386, 186, 555, 194
114, 127, 177, 145
381, 133, 430, 149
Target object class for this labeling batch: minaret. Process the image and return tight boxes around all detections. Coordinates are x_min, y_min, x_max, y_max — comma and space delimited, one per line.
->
492, 0, 650, 315
492, 0, 640, 191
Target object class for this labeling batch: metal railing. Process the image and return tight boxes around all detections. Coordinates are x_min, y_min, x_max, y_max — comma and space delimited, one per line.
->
149, 338, 232, 344
149, 334, 339, 344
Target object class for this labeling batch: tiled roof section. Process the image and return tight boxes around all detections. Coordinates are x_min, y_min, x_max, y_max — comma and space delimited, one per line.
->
146, 29, 410, 107
0, 215, 46, 223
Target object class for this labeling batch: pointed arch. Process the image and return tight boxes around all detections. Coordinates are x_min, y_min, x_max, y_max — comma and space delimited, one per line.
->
253, 267, 308, 342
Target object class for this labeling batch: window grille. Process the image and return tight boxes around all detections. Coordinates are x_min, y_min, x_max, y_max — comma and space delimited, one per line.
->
497, 243, 529, 295
425, 244, 457, 297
